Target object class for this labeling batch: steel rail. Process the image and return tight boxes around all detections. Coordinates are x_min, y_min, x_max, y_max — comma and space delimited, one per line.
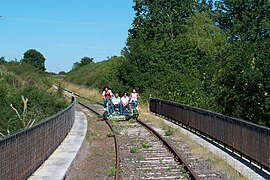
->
79, 100, 199, 180
137, 119, 199, 180
77, 101, 121, 180
150, 98, 270, 173
57, 85, 121, 180
62, 87, 199, 179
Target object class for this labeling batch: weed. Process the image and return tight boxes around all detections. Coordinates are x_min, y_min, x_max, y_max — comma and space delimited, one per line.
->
184, 172, 190, 179
179, 164, 186, 172
142, 168, 152, 172
86, 129, 93, 144
137, 155, 145, 161
108, 166, 116, 177
111, 120, 119, 129
130, 146, 139, 153
106, 131, 114, 138
129, 119, 136, 124
141, 141, 152, 148
97, 115, 104, 118
165, 167, 172, 172
164, 127, 175, 136
0, 63, 68, 136
130, 124, 137, 128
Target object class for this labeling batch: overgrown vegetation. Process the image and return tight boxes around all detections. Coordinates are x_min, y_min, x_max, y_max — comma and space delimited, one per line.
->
130, 138, 152, 154
71, 56, 94, 71
0, 61, 68, 137
108, 166, 117, 177
21, 49, 46, 72
164, 127, 175, 136
66, 56, 125, 93
106, 131, 114, 138
65, 0, 270, 126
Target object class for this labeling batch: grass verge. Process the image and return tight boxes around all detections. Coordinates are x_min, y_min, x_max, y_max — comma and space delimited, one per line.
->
54, 78, 101, 102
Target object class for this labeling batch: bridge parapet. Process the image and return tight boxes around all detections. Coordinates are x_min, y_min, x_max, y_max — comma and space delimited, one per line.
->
0, 97, 76, 179
150, 98, 270, 172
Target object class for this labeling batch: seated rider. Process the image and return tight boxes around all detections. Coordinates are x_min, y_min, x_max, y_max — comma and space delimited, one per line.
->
130, 88, 139, 113
102, 86, 113, 111
111, 92, 121, 113
121, 92, 129, 114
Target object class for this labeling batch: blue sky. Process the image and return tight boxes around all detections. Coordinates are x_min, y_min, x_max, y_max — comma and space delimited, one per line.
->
0, 0, 134, 73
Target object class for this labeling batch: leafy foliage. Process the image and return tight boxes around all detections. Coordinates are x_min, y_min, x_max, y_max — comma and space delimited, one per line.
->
120, 1, 226, 105
0, 62, 67, 136
119, 0, 197, 97
215, 0, 270, 42
22, 49, 46, 71
72, 56, 94, 71
216, 40, 270, 125
66, 0, 270, 126
212, 0, 270, 125
0, 56, 6, 64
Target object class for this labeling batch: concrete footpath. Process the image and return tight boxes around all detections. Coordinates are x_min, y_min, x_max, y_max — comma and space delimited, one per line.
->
29, 111, 87, 180
162, 117, 269, 180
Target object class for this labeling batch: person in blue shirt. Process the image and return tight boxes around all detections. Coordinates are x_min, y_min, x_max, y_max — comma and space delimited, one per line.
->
111, 92, 121, 113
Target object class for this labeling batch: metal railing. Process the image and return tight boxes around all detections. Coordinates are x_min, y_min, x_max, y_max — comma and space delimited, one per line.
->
150, 98, 270, 171
0, 97, 76, 179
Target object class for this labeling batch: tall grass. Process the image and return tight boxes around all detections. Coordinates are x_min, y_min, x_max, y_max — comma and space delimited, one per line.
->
55, 79, 102, 102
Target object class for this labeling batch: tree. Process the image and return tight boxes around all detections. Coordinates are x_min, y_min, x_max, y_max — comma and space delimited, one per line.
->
80, 57, 94, 66
194, 0, 214, 13
120, 0, 195, 95
178, 11, 227, 108
72, 56, 94, 71
216, 40, 270, 125
215, 0, 270, 42
0, 56, 6, 64
212, 1, 270, 125
22, 49, 46, 71
58, 71, 67, 75
129, 0, 194, 41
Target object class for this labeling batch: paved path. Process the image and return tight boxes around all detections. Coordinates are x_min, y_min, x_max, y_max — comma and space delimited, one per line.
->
29, 111, 87, 180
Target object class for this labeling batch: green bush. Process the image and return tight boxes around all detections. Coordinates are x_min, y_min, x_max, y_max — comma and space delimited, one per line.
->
0, 62, 68, 137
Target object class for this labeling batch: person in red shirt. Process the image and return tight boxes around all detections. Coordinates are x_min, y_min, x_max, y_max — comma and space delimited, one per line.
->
102, 86, 113, 110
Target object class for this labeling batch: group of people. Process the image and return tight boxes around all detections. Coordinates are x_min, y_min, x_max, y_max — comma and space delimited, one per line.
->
102, 86, 139, 114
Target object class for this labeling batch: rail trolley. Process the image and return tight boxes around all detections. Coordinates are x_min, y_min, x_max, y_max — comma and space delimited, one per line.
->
103, 98, 139, 120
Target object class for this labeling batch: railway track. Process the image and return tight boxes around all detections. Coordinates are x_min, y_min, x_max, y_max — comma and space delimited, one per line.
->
61, 87, 199, 180
115, 119, 194, 179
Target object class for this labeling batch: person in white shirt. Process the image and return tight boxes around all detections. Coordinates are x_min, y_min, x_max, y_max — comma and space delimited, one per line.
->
121, 92, 129, 114
130, 88, 139, 113
111, 92, 121, 113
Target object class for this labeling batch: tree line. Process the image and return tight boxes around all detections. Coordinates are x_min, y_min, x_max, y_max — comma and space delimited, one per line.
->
66, 0, 270, 126
123, 0, 270, 126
